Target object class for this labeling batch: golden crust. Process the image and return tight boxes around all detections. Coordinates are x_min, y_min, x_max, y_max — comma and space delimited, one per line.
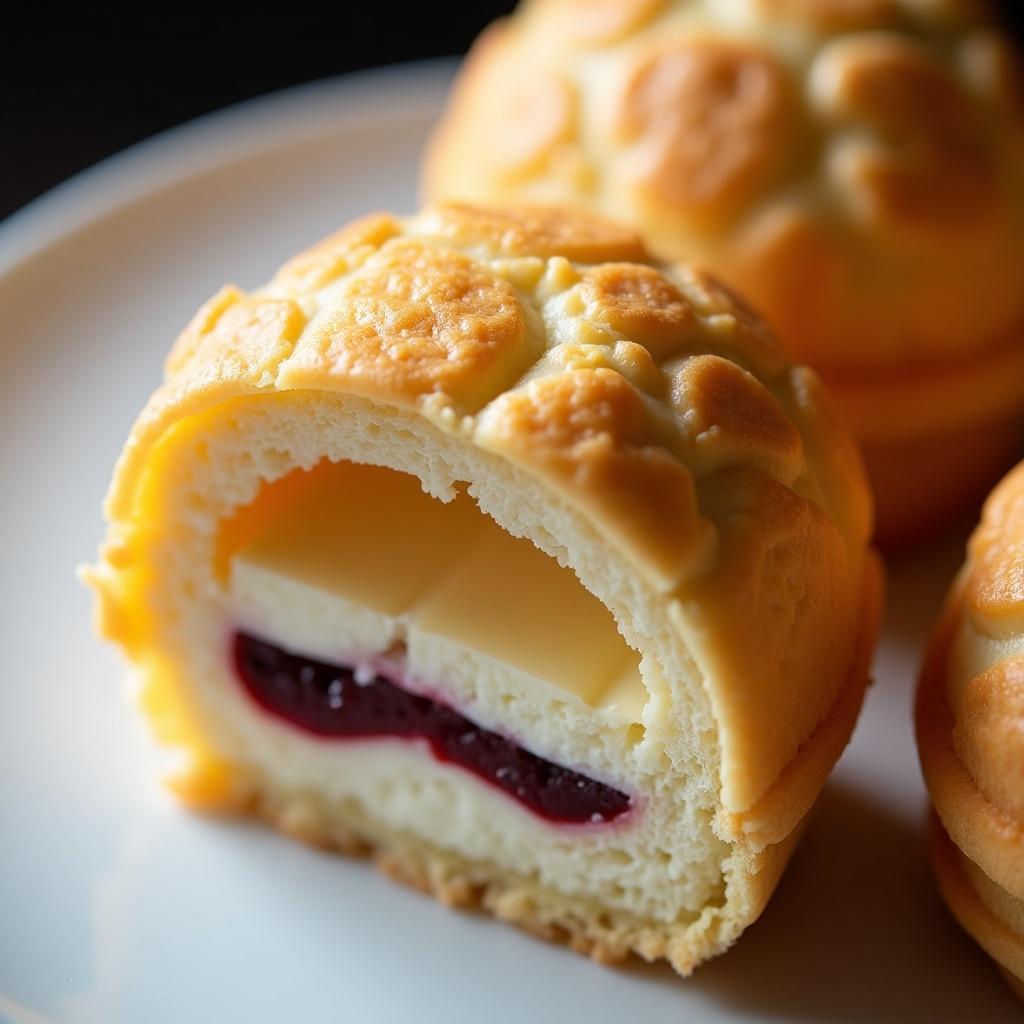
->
669, 355, 804, 484
166, 291, 306, 379
272, 212, 403, 293
953, 657, 1024, 823
755, 0, 900, 29
918, 462, 1024, 992
483, 69, 575, 177
424, 0, 1024, 541
476, 366, 710, 590
615, 39, 795, 227
681, 467, 858, 811
918, 592, 1024, 902
417, 202, 648, 263
279, 239, 534, 412
532, 0, 667, 44
929, 816, 1024, 995
813, 34, 995, 235
579, 262, 695, 357
965, 461, 1024, 629
421, 23, 588, 191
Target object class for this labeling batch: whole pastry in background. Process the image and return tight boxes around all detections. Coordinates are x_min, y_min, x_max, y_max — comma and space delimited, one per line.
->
918, 460, 1024, 998
86, 203, 880, 975
424, 0, 1024, 546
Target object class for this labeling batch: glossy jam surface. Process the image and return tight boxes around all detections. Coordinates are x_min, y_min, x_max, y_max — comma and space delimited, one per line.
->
233, 632, 631, 825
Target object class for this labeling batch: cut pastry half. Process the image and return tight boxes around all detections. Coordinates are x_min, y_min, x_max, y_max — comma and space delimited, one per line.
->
918, 460, 1024, 996
87, 203, 880, 974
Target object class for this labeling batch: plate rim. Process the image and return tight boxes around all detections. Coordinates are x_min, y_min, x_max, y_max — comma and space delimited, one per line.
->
0, 58, 456, 279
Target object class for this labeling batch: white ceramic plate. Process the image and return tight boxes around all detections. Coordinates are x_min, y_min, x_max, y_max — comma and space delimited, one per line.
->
0, 61, 1018, 1023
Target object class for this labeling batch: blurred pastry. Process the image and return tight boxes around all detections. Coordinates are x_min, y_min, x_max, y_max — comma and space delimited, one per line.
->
918, 460, 1024, 995
424, 0, 1024, 544
86, 203, 880, 974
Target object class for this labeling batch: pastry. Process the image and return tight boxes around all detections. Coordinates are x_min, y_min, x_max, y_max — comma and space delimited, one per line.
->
86, 203, 880, 974
423, 0, 1024, 544
917, 460, 1024, 996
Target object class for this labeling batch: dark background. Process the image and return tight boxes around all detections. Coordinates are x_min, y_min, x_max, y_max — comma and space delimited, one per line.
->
3, 3, 1021, 223
1, 5, 514, 222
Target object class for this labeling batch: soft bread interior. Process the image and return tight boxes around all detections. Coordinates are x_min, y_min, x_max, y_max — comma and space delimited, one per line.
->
129, 389, 734, 934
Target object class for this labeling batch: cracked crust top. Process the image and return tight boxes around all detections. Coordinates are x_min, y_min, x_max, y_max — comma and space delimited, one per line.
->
141, 203, 872, 589
423, 0, 1024, 438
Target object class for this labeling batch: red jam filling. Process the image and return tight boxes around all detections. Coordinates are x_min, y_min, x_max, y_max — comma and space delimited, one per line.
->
232, 631, 631, 825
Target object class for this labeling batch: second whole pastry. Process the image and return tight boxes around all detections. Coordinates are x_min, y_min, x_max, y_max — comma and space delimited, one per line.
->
424, 0, 1024, 545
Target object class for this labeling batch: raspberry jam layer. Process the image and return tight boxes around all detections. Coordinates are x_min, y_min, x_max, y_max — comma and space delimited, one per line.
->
233, 631, 631, 825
